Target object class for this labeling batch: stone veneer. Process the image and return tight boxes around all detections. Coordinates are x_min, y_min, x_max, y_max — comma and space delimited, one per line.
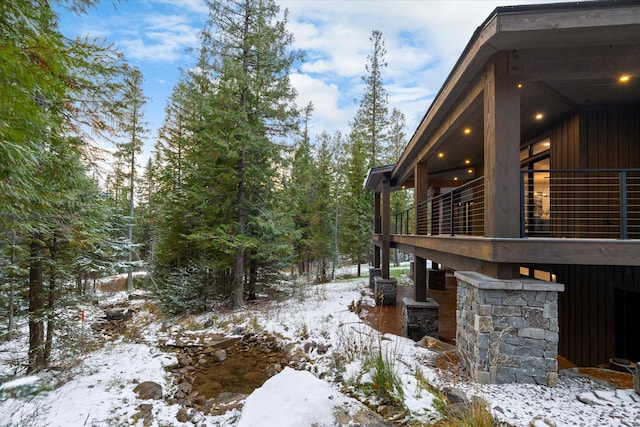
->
402, 297, 439, 340
368, 268, 381, 289
373, 276, 397, 306
455, 271, 565, 386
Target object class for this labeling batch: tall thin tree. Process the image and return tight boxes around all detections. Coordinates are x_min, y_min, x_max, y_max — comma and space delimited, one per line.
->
114, 65, 149, 293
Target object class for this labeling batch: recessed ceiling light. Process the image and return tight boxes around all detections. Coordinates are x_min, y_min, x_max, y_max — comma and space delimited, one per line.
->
464, 128, 471, 135
517, 83, 523, 89
535, 113, 544, 120
454, 177, 458, 181
468, 169, 473, 174
619, 75, 630, 83
465, 159, 470, 164
438, 152, 444, 158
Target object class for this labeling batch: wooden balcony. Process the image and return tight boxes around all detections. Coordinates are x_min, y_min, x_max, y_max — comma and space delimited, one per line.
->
374, 168, 640, 269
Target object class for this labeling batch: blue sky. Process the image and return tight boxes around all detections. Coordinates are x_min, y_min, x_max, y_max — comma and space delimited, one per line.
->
57, 0, 555, 166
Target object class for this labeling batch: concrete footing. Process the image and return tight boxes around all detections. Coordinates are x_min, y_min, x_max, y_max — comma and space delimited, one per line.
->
403, 297, 439, 340
455, 271, 565, 385
373, 276, 397, 306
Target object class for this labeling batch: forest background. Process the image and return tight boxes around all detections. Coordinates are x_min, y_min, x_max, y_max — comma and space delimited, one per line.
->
0, 0, 418, 376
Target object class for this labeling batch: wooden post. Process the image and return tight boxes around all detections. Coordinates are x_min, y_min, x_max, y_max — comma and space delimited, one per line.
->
374, 192, 381, 234
373, 190, 381, 269
484, 52, 521, 239
382, 173, 391, 279
414, 161, 429, 235
414, 255, 427, 302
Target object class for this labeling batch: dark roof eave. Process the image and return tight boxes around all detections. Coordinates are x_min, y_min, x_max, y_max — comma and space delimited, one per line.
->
392, 0, 640, 184
363, 165, 395, 192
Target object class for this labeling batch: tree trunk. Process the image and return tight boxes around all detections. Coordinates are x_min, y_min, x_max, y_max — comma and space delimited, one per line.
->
248, 252, 257, 301
127, 131, 136, 293
44, 238, 57, 366
6, 229, 16, 340
28, 237, 45, 373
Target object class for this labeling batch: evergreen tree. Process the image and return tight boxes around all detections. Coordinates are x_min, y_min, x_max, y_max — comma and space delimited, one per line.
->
339, 126, 372, 278
290, 103, 316, 277
352, 30, 391, 169
153, 0, 301, 309
113, 65, 149, 292
0, 0, 127, 371
311, 131, 339, 281
338, 30, 391, 276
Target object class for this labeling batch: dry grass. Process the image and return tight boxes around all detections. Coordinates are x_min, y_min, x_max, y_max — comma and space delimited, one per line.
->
434, 397, 497, 427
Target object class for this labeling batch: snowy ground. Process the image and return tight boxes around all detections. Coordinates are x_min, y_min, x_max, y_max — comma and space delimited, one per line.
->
1, 269, 639, 426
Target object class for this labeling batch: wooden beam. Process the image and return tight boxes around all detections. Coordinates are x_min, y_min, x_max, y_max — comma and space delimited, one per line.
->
388, 234, 640, 267
382, 174, 391, 278
396, 79, 485, 187
484, 52, 521, 238
510, 45, 640, 81
394, 17, 499, 186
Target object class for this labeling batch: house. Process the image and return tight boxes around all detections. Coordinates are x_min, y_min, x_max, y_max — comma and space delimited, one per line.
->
364, 0, 640, 385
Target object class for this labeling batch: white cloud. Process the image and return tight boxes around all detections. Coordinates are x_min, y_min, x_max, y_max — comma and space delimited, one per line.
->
290, 73, 355, 137
282, 0, 559, 141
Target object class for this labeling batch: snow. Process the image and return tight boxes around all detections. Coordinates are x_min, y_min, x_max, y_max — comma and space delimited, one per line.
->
0, 375, 40, 390
237, 367, 354, 427
1, 268, 639, 426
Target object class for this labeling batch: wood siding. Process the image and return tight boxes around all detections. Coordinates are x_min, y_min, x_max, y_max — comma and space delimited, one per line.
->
541, 265, 640, 367
550, 106, 640, 238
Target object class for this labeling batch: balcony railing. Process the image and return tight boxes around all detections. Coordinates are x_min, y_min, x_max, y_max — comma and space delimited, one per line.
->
386, 168, 639, 240
415, 177, 485, 236
521, 169, 640, 239
394, 207, 414, 234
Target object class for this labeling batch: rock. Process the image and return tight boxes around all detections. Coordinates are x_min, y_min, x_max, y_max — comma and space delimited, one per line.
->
176, 407, 191, 423
377, 405, 394, 417
133, 381, 163, 400
133, 403, 153, 424
178, 355, 192, 367
442, 386, 469, 405
417, 336, 455, 352
105, 308, 128, 320
214, 349, 227, 362
530, 415, 557, 426
177, 382, 192, 394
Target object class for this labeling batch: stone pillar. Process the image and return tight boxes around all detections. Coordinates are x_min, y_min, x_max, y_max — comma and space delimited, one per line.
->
403, 297, 439, 341
369, 267, 381, 290
374, 276, 397, 306
455, 271, 564, 386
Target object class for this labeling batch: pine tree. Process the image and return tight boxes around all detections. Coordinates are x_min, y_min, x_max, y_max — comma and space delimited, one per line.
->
353, 30, 391, 169
290, 103, 316, 277
113, 65, 149, 292
338, 30, 392, 276
153, 0, 302, 309
0, 0, 127, 371
311, 131, 339, 281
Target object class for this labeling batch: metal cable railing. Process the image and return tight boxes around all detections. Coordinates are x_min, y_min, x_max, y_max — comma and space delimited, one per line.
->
394, 207, 414, 234
521, 169, 640, 239
380, 168, 639, 240
414, 177, 485, 236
